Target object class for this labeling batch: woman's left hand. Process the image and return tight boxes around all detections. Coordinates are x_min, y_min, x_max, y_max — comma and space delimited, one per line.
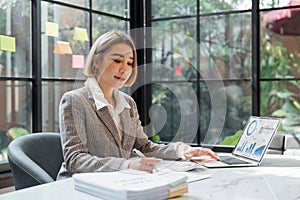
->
183, 147, 220, 161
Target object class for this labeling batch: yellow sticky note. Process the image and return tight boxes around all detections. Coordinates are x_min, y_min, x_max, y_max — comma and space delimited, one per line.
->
72, 55, 85, 68
0, 35, 16, 52
53, 41, 73, 54
45, 21, 59, 37
73, 27, 89, 42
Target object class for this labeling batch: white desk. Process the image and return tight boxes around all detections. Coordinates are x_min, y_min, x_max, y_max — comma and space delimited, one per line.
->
1, 155, 300, 200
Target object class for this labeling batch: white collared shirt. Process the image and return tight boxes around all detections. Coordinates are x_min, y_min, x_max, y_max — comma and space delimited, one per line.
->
84, 77, 131, 139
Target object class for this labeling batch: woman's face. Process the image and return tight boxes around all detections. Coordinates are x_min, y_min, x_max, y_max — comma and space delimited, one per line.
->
96, 43, 134, 90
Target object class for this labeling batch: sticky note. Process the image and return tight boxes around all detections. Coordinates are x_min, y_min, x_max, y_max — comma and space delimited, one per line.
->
73, 27, 89, 42
175, 66, 182, 76
72, 54, 85, 68
0, 35, 16, 52
45, 21, 59, 37
53, 41, 73, 54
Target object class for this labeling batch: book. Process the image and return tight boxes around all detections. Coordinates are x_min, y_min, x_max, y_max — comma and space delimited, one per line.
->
168, 182, 188, 198
73, 170, 188, 200
169, 182, 188, 193
169, 187, 188, 199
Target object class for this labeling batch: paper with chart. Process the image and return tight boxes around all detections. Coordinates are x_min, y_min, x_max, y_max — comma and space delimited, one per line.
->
233, 117, 280, 161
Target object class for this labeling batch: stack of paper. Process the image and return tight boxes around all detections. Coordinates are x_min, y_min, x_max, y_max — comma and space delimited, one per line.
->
73, 170, 188, 200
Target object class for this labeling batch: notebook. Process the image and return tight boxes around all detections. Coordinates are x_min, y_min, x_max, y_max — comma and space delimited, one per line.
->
200, 116, 281, 168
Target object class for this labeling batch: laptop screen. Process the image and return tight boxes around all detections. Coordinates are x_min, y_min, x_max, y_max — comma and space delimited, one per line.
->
232, 116, 281, 162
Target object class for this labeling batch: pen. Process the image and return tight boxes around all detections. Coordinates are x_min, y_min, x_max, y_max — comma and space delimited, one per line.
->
132, 148, 161, 172
132, 148, 146, 157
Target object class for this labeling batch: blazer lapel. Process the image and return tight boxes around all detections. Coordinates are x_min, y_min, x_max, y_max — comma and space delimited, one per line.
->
120, 108, 137, 151
85, 87, 122, 148
95, 107, 122, 148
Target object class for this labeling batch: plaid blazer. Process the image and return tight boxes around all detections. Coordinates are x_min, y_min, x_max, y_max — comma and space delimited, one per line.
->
57, 86, 183, 179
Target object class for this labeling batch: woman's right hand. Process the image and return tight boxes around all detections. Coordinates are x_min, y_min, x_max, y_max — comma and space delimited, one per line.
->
128, 157, 161, 173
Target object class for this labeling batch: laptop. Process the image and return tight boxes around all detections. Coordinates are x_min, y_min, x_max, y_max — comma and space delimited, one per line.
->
199, 116, 281, 168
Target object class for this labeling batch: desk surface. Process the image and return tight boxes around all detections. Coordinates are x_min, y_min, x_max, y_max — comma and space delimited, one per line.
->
1, 155, 300, 200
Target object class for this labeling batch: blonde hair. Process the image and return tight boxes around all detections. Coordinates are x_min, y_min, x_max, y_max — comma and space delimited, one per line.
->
84, 31, 138, 86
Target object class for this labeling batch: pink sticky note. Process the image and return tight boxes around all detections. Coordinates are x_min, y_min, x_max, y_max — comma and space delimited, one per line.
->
72, 55, 85, 68
175, 66, 182, 76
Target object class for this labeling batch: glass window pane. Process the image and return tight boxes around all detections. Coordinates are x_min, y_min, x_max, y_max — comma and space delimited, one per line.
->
152, 0, 197, 18
200, 0, 251, 14
201, 81, 252, 146
41, 2, 89, 79
151, 19, 197, 81
152, 18, 196, 38
0, 80, 32, 163
0, 0, 31, 77
148, 80, 252, 145
54, 0, 89, 8
42, 81, 83, 132
260, 80, 300, 133
200, 13, 252, 79
92, 14, 129, 42
92, 0, 129, 18
261, 10, 300, 79
150, 57, 198, 82
149, 82, 199, 144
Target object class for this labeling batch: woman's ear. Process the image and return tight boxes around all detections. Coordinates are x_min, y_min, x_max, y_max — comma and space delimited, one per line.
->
92, 56, 98, 68
93, 60, 101, 71
93, 52, 104, 68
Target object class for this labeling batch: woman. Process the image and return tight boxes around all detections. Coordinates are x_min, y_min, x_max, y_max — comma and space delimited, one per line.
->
57, 31, 219, 179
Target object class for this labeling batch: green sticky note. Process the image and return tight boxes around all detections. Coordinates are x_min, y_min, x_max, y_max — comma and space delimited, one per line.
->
73, 27, 89, 42
0, 35, 16, 52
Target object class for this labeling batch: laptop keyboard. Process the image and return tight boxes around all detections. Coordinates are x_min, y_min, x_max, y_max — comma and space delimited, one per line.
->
219, 156, 251, 165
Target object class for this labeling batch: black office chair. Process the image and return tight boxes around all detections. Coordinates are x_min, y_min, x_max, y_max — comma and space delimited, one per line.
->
7, 132, 63, 190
